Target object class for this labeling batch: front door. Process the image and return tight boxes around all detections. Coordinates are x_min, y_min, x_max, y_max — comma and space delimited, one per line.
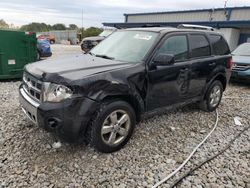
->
146, 34, 191, 111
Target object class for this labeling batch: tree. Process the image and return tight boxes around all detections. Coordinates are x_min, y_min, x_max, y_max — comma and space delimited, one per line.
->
20, 22, 49, 32
69, 24, 78, 30
82, 27, 103, 38
52, 23, 66, 30
0, 19, 9, 29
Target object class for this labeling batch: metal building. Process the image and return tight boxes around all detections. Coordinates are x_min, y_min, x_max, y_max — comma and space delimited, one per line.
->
38, 30, 78, 45
103, 6, 250, 50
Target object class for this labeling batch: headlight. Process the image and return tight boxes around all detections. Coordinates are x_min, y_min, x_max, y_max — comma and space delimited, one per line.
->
43, 83, 73, 102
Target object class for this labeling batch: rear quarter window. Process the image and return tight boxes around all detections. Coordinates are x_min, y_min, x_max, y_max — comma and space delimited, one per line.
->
209, 35, 230, 55
189, 34, 210, 58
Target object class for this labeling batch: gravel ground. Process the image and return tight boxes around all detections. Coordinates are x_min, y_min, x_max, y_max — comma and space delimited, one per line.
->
0, 47, 249, 187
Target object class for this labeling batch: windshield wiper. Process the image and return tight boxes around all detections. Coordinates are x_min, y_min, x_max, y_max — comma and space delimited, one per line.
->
95, 54, 115, 60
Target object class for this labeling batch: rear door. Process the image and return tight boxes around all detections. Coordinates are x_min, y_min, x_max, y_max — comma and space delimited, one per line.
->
146, 33, 191, 111
188, 33, 214, 97
209, 34, 231, 81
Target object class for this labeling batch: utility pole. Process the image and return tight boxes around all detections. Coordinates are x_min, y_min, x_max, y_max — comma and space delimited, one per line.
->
224, 0, 229, 8
81, 8, 84, 40
224, 0, 229, 20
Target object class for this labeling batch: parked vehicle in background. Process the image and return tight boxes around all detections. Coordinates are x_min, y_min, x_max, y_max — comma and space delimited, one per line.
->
19, 27, 232, 153
231, 43, 250, 82
37, 34, 55, 44
80, 29, 115, 52
37, 39, 52, 60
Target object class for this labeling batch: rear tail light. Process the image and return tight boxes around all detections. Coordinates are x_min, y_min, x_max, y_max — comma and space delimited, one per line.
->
227, 57, 233, 70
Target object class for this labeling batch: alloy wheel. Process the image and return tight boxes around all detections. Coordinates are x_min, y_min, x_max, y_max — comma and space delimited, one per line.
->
209, 85, 222, 107
101, 110, 131, 146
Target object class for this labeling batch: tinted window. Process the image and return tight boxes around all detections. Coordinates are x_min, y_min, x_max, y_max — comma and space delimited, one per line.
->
189, 35, 210, 58
157, 35, 188, 61
209, 35, 230, 55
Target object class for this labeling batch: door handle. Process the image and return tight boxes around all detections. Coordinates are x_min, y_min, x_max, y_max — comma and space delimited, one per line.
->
209, 62, 216, 66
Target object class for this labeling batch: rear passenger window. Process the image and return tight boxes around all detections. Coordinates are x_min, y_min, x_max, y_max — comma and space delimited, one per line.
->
189, 35, 210, 58
157, 35, 188, 61
209, 35, 230, 55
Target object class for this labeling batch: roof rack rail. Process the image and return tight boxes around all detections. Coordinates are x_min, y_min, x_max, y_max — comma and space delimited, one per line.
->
141, 24, 161, 27
177, 24, 215, 31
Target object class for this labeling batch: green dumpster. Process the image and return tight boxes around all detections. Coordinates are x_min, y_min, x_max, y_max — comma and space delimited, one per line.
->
0, 30, 37, 79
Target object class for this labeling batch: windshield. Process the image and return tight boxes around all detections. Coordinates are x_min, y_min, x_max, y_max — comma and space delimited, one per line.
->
232, 43, 250, 56
99, 30, 113, 37
90, 31, 158, 63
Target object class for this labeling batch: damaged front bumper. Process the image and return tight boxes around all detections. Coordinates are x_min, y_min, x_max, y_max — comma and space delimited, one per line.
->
19, 88, 39, 124
19, 85, 98, 142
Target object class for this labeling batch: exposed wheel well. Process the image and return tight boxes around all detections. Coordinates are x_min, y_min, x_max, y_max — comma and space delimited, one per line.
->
101, 95, 143, 122
213, 74, 227, 91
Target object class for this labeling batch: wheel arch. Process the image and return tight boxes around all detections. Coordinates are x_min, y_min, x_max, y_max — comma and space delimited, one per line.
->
202, 72, 227, 100
210, 73, 227, 91
101, 94, 144, 123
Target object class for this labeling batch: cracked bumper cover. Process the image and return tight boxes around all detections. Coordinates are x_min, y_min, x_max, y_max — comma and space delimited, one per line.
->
19, 85, 98, 142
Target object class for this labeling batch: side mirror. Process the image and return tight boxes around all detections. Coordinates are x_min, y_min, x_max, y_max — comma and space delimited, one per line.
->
153, 54, 175, 66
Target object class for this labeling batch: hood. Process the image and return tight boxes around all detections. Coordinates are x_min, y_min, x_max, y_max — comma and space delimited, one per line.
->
82, 36, 105, 42
233, 55, 250, 65
25, 54, 134, 82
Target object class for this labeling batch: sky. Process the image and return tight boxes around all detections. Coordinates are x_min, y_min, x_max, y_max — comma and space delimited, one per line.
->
0, 0, 250, 28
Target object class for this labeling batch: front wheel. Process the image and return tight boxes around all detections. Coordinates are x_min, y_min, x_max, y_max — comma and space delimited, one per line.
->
199, 80, 223, 112
87, 100, 136, 153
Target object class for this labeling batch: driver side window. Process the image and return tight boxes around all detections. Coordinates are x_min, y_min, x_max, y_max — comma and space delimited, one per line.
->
157, 35, 188, 62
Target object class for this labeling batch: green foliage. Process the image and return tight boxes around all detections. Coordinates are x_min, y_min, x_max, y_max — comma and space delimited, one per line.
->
82, 27, 103, 38
69, 24, 78, 30
18, 22, 102, 38
20, 22, 49, 32
0, 19, 9, 29
52, 23, 66, 30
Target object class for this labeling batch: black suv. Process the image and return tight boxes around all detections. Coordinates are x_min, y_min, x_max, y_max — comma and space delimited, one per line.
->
19, 27, 232, 153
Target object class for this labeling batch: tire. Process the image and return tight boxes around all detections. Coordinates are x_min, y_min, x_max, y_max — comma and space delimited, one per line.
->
37, 51, 41, 61
199, 80, 223, 112
87, 100, 136, 153
50, 40, 55, 44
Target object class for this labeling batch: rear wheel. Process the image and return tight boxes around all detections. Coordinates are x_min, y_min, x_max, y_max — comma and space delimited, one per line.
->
87, 100, 136, 153
37, 51, 41, 61
199, 80, 223, 112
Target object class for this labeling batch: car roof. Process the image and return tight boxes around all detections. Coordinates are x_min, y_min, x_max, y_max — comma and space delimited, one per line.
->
124, 27, 221, 35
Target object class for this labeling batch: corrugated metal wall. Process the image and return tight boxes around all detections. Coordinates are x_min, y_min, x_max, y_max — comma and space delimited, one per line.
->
230, 9, 250, 21
126, 8, 249, 23
127, 12, 212, 23
39, 30, 77, 45
217, 28, 240, 50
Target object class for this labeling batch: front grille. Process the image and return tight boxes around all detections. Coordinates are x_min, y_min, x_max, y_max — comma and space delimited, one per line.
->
233, 63, 250, 71
23, 72, 43, 102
